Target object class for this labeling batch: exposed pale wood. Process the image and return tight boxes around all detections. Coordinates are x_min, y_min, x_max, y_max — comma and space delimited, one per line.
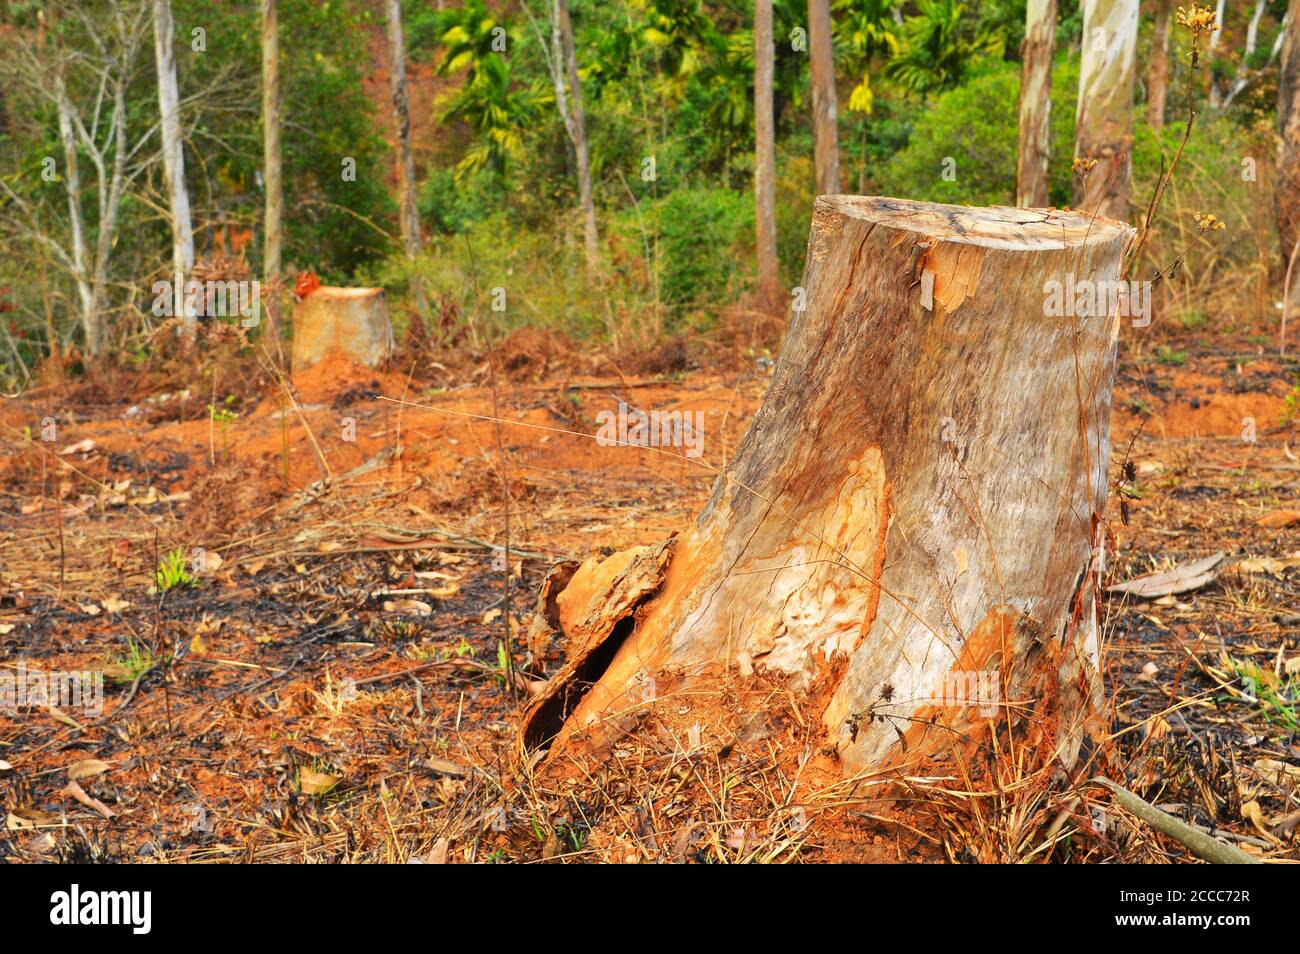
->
524, 197, 1134, 779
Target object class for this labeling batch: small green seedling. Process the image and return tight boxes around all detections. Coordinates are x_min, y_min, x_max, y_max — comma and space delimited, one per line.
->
155, 547, 196, 592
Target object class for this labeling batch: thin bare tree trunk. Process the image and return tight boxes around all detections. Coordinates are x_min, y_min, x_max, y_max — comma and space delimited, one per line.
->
1222, 0, 1273, 108
1074, 0, 1138, 221
523, 197, 1132, 780
1208, 0, 1226, 108
808, 0, 839, 196
90, 77, 129, 352
1278, 0, 1300, 342
383, 0, 430, 328
152, 0, 195, 331
262, 0, 283, 285
385, 0, 421, 263
1146, 0, 1172, 131
754, 0, 780, 314
1016, 0, 1056, 208
550, 0, 599, 279
54, 68, 96, 353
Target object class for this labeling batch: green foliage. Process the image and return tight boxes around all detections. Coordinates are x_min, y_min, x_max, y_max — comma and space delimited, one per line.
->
1154, 345, 1189, 367
878, 58, 1079, 207
154, 548, 196, 593
176, 0, 395, 277
651, 187, 753, 312
431, 0, 551, 180
105, 638, 157, 686
887, 0, 1006, 94
833, 0, 902, 114
419, 168, 493, 235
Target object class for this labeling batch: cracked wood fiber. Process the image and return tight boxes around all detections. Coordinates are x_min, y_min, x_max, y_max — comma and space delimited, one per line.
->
523, 196, 1135, 778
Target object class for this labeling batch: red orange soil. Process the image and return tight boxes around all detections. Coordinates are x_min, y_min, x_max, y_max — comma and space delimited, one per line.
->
0, 334, 1297, 862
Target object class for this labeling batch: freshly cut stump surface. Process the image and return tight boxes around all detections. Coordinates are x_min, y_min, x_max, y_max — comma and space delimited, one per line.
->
292, 286, 393, 372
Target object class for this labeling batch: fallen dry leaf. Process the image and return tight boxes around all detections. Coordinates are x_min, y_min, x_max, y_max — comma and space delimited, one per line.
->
1257, 509, 1300, 529
67, 759, 111, 782
428, 837, 449, 864
1241, 800, 1273, 839
28, 832, 57, 854
58, 438, 95, 455
414, 569, 462, 582
45, 705, 84, 730
1228, 552, 1300, 577
424, 758, 467, 778
299, 769, 341, 796
1254, 758, 1300, 787
383, 599, 432, 616
197, 550, 224, 573
65, 779, 115, 819
1107, 552, 1226, 599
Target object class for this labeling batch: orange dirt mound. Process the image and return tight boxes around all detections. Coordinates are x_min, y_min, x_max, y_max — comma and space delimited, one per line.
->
287, 352, 416, 407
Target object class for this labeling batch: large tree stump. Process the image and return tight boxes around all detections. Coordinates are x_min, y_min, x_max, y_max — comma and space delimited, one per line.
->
523, 197, 1134, 780
291, 286, 393, 372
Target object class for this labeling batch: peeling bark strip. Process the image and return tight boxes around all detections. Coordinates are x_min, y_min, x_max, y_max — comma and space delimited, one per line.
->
522, 197, 1134, 778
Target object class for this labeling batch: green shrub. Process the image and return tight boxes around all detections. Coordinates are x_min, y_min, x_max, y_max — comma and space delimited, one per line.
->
650, 187, 754, 312
877, 57, 1080, 207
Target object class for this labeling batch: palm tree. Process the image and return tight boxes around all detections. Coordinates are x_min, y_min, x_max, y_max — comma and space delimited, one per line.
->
441, 55, 551, 179
834, 0, 900, 115
435, 2, 551, 179
887, 0, 1002, 94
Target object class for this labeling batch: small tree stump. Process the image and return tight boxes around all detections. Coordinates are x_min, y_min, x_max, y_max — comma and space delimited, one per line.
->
523, 196, 1135, 780
291, 286, 393, 372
